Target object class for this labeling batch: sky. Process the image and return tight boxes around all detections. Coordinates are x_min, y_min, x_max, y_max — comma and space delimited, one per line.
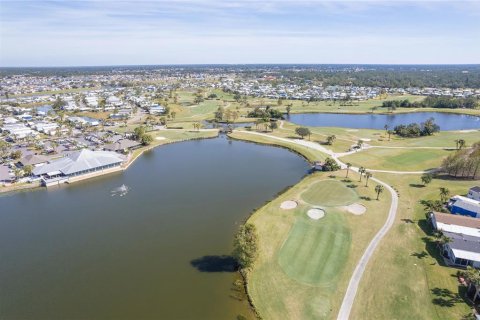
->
0, 0, 479, 67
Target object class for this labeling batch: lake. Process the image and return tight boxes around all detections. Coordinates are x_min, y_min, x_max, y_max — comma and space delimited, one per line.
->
0, 137, 309, 319
286, 112, 480, 130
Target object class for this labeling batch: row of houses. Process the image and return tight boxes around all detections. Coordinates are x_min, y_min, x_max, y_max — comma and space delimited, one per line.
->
431, 187, 480, 268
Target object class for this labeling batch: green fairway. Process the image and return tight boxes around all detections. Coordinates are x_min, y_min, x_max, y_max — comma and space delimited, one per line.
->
278, 211, 351, 286
246, 172, 390, 319
301, 180, 358, 206
340, 147, 454, 171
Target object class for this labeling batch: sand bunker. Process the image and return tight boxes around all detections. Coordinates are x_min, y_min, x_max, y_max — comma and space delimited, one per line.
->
307, 208, 325, 220
346, 203, 367, 215
156, 137, 166, 140
280, 200, 298, 210
458, 129, 478, 133
346, 129, 359, 132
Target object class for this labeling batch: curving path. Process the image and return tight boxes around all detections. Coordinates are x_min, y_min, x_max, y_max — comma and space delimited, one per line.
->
336, 177, 398, 320
235, 130, 401, 319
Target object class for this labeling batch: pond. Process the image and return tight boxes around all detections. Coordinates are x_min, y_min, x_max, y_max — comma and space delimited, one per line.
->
286, 112, 480, 130
0, 137, 309, 320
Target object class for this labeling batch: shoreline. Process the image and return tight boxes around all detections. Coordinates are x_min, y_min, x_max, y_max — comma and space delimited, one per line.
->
0, 130, 220, 195
228, 132, 317, 320
286, 108, 480, 117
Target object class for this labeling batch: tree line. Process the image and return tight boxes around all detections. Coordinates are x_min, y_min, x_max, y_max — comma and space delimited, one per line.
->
441, 141, 480, 179
381, 96, 479, 110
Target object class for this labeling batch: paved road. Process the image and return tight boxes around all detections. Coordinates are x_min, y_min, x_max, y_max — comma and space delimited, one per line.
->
236, 131, 402, 319
336, 177, 398, 320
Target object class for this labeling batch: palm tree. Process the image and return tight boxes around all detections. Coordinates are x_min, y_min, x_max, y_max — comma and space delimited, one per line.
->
439, 187, 450, 203
458, 139, 466, 150
375, 184, 384, 200
358, 167, 365, 182
384, 124, 389, 132
326, 135, 336, 145
462, 267, 480, 302
421, 173, 433, 186
387, 130, 393, 141
345, 163, 352, 178
455, 139, 459, 150
365, 172, 373, 187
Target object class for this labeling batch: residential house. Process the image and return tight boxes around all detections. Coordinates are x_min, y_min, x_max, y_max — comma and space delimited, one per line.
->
17, 154, 51, 168
449, 195, 480, 218
104, 139, 142, 153
431, 212, 480, 268
149, 104, 165, 114
468, 186, 480, 201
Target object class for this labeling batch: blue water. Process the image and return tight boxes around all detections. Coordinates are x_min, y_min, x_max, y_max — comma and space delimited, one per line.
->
287, 112, 480, 130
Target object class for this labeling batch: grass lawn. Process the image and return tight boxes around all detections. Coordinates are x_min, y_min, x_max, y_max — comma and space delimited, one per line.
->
351, 173, 475, 320
129, 130, 218, 162
301, 180, 358, 206
228, 131, 326, 163
246, 171, 391, 319
278, 208, 351, 286
276, 121, 480, 149
340, 148, 454, 171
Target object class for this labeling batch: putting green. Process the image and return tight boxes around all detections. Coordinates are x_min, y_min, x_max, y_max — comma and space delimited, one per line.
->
278, 211, 351, 286
301, 180, 358, 207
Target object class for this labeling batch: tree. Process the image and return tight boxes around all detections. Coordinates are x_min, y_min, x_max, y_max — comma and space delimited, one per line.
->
140, 134, 153, 145
323, 157, 340, 171
421, 199, 445, 212
458, 139, 466, 150
439, 187, 450, 203
364, 171, 373, 187
358, 167, 365, 182
23, 165, 33, 176
171, 111, 176, 119
269, 122, 278, 132
387, 130, 393, 141
295, 127, 311, 140
0, 140, 10, 158
233, 93, 242, 103
232, 223, 258, 270
461, 267, 480, 302
10, 150, 22, 159
214, 106, 224, 121
134, 126, 146, 140
326, 135, 336, 145
357, 140, 364, 149
345, 163, 352, 178
52, 97, 66, 110
277, 98, 283, 106
421, 173, 433, 186
375, 184, 384, 200
286, 105, 291, 115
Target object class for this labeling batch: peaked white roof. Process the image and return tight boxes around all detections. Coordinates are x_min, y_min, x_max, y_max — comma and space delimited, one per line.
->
33, 149, 125, 176
452, 195, 480, 214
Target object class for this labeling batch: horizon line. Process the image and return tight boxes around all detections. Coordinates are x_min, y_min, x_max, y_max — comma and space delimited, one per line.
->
1, 63, 480, 69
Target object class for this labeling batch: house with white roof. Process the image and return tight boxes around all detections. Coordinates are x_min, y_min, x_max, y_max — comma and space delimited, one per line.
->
149, 104, 165, 114
33, 122, 59, 135
449, 195, 480, 218
468, 186, 480, 201
33, 149, 126, 186
431, 212, 480, 268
